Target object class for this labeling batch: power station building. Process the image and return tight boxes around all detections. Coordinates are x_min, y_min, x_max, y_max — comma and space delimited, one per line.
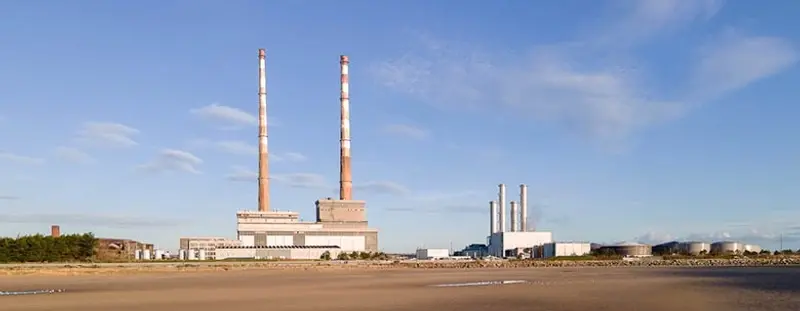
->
180, 51, 378, 259
487, 184, 554, 258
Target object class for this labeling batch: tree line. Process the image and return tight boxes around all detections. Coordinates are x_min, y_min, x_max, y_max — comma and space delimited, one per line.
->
0, 233, 98, 263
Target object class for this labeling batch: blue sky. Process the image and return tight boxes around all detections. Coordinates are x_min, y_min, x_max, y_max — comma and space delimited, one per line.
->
1, 0, 799, 252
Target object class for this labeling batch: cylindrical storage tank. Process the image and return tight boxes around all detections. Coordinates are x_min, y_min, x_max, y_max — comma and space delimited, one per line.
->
711, 241, 743, 254
134, 249, 143, 260
683, 242, 711, 255
154, 250, 164, 260
198, 249, 207, 260
142, 249, 151, 260
509, 201, 518, 232
604, 242, 652, 257
489, 201, 498, 235
187, 249, 197, 260
744, 244, 761, 253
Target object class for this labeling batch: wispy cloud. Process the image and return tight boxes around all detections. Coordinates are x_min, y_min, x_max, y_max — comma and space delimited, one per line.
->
371, 1, 796, 147
689, 31, 798, 102
355, 181, 410, 196
138, 149, 203, 174
273, 173, 329, 189
75, 122, 139, 148
190, 103, 257, 129
0, 195, 20, 200
0, 213, 174, 228
189, 139, 307, 161
53, 146, 94, 164
0, 152, 45, 165
382, 124, 430, 140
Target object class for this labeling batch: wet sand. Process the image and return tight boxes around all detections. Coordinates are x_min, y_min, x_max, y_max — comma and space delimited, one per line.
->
1, 266, 798, 311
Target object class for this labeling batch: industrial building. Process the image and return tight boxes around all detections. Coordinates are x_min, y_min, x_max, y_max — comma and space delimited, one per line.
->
537, 242, 592, 258
455, 244, 489, 258
486, 184, 554, 258
415, 248, 449, 260
598, 242, 653, 257
178, 50, 378, 260
215, 245, 341, 260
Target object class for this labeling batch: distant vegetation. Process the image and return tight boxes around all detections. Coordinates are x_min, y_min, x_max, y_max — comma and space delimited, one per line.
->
0, 233, 98, 263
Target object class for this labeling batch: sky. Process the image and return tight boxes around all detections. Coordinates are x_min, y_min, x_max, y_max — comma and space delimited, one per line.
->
1, 0, 799, 253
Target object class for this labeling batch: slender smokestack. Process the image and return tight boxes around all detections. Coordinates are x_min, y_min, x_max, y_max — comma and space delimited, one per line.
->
498, 184, 506, 232
257, 48, 270, 212
520, 184, 528, 232
510, 201, 518, 232
489, 201, 498, 235
339, 55, 352, 200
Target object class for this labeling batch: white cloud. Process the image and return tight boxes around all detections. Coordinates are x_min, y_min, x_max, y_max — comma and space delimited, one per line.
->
225, 166, 258, 182
354, 181, 410, 196
189, 139, 306, 161
138, 149, 203, 174
690, 32, 798, 101
0, 213, 174, 228
76, 122, 139, 148
226, 167, 327, 188
0, 152, 45, 165
0, 195, 19, 200
54, 146, 94, 164
190, 103, 257, 128
281, 152, 307, 162
273, 173, 329, 189
382, 124, 429, 140
371, 2, 796, 146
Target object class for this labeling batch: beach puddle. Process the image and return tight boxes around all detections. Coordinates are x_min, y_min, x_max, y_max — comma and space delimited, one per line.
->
0, 289, 66, 296
431, 280, 529, 287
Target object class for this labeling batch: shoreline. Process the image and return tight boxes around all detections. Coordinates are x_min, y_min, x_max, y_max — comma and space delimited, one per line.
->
2, 257, 799, 276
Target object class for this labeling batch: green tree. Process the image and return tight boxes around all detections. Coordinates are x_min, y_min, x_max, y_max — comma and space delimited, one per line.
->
320, 251, 331, 260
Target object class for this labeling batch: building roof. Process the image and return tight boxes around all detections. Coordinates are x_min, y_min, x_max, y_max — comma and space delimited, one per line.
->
216, 245, 341, 249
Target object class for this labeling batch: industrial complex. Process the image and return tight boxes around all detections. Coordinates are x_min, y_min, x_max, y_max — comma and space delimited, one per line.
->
46, 48, 765, 262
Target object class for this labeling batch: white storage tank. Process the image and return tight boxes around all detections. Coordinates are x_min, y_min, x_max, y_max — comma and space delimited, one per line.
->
154, 250, 165, 260
142, 249, 151, 260
134, 249, 143, 260
711, 241, 744, 254
187, 249, 197, 260
682, 241, 711, 255
198, 249, 207, 260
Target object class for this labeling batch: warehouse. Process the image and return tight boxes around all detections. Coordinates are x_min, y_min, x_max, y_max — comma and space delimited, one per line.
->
215, 245, 342, 260
415, 248, 449, 260
539, 242, 591, 258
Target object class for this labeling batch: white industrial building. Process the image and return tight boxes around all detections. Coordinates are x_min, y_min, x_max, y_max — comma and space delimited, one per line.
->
415, 248, 450, 260
215, 246, 341, 260
488, 231, 553, 258
539, 242, 591, 258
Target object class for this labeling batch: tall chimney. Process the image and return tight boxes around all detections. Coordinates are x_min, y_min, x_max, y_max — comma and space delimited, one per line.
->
257, 48, 270, 212
510, 201, 518, 232
520, 184, 528, 232
498, 184, 506, 232
50, 225, 60, 237
489, 200, 498, 235
339, 55, 352, 200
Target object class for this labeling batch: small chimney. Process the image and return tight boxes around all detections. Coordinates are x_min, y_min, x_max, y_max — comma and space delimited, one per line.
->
520, 184, 528, 232
50, 225, 60, 237
489, 200, 498, 235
